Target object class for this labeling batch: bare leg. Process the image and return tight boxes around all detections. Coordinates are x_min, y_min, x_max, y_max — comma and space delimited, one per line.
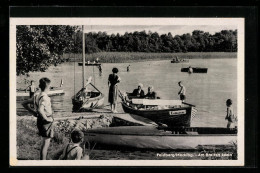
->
113, 103, 117, 113
40, 137, 51, 160
114, 103, 117, 113
110, 103, 113, 112
227, 121, 231, 128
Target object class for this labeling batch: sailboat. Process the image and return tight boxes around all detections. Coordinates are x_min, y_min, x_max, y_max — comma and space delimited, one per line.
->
71, 25, 104, 112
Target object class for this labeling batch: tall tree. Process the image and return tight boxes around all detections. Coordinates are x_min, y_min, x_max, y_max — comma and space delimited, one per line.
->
16, 25, 78, 76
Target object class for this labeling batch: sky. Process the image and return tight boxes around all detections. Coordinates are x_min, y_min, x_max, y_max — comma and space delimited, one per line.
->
84, 25, 237, 36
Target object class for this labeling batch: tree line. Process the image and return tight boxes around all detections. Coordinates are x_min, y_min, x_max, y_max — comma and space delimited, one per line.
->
16, 25, 237, 75
74, 29, 237, 54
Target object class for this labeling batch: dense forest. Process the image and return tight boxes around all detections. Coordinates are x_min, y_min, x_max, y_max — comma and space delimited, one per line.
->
72, 29, 237, 54
16, 25, 237, 75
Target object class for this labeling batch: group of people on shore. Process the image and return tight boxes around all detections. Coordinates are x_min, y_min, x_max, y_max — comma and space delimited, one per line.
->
22, 78, 89, 160
21, 66, 237, 160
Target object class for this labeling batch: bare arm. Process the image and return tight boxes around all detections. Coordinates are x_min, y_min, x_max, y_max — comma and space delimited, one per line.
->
25, 86, 30, 92
38, 104, 53, 122
178, 87, 183, 95
22, 98, 37, 117
76, 148, 83, 160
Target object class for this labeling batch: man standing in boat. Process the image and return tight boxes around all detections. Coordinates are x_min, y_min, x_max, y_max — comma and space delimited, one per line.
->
178, 81, 186, 102
108, 67, 121, 113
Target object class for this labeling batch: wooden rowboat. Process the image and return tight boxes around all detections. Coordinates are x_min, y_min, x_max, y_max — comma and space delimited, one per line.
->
85, 126, 237, 150
181, 67, 208, 73
119, 92, 197, 127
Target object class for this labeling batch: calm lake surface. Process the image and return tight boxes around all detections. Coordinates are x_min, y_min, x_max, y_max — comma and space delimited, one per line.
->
16, 58, 237, 160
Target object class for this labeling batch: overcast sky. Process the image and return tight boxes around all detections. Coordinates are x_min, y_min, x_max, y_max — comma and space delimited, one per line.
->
84, 25, 237, 36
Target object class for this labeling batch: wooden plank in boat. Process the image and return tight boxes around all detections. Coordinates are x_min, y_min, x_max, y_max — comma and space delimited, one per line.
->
132, 99, 182, 106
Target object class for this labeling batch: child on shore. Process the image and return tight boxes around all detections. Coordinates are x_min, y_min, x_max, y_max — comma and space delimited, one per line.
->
59, 129, 89, 160
25, 80, 37, 98
22, 77, 54, 160
225, 99, 237, 128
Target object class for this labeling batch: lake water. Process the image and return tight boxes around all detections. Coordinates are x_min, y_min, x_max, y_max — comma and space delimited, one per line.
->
16, 58, 237, 160
17, 58, 237, 127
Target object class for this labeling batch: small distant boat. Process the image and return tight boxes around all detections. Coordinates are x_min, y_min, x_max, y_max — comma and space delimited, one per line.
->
85, 126, 237, 150
78, 62, 101, 66
16, 87, 65, 101
119, 92, 197, 127
171, 59, 189, 63
181, 67, 208, 73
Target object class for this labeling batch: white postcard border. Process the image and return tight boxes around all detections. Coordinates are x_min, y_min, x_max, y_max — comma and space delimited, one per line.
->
10, 18, 245, 166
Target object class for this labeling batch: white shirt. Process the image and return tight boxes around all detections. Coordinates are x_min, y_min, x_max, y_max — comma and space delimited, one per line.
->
34, 92, 52, 116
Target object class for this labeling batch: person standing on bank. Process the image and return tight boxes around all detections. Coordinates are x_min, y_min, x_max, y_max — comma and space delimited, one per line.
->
127, 65, 130, 72
25, 80, 37, 98
108, 67, 121, 113
178, 81, 186, 102
22, 77, 54, 160
225, 99, 237, 128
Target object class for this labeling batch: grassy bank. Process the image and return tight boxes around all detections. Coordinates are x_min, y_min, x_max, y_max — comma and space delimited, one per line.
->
16, 115, 237, 160
63, 52, 237, 63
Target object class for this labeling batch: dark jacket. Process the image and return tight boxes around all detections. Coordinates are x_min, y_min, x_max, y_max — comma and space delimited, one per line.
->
145, 91, 157, 99
132, 89, 145, 98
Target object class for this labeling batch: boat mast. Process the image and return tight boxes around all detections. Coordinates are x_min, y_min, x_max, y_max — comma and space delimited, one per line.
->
82, 25, 86, 87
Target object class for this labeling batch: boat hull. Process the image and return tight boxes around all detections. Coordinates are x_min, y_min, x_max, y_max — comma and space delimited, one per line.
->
85, 126, 237, 150
72, 92, 105, 112
171, 60, 189, 63
121, 102, 196, 127
181, 67, 208, 73
16, 89, 65, 101
78, 63, 101, 66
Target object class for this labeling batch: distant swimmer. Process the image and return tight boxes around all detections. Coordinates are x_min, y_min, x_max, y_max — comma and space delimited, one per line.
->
127, 65, 130, 72
188, 66, 193, 73
178, 81, 186, 102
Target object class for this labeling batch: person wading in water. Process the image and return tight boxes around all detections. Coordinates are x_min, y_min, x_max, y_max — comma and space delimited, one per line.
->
178, 81, 186, 102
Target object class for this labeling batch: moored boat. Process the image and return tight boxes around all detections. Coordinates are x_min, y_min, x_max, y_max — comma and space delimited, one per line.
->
119, 92, 197, 127
16, 87, 65, 101
78, 62, 101, 66
72, 84, 104, 112
181, 67, 208, 73
85, 126, 237, 150
72, 25, 104, 112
